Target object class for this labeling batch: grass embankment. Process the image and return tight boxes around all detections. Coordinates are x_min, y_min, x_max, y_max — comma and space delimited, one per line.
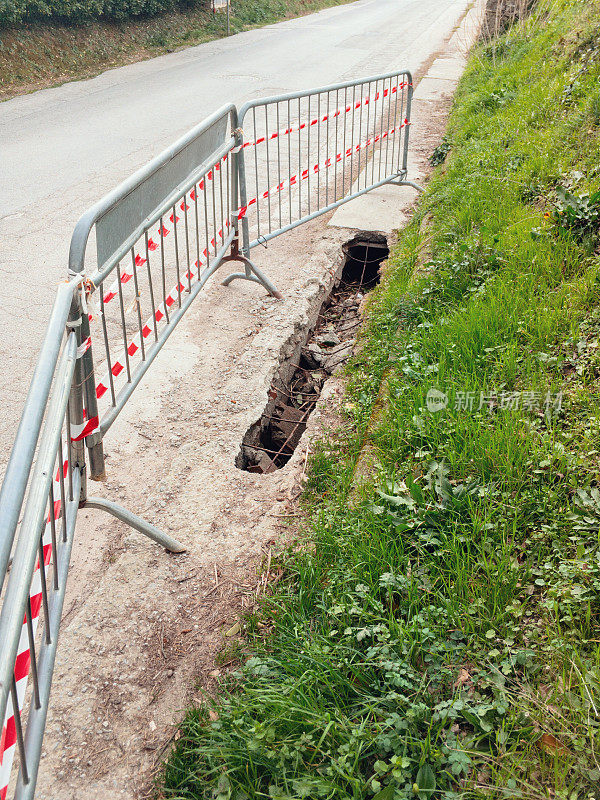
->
163, 0, 600, 797
0, 0, 353, 101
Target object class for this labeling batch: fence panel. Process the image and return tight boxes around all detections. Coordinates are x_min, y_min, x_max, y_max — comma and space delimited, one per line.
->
235, 69, 413, 253
0, 106, 239, 800
68, 105, 238, 462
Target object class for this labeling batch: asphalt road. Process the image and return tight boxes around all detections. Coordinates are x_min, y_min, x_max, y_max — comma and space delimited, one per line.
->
0, 0, 470, 462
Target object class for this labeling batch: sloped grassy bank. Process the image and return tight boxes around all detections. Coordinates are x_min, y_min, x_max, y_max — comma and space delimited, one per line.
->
162, 1, 600, 797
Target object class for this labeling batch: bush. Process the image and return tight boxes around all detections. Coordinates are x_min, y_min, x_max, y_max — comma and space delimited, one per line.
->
0, 0, 203, 27
0, 0, 26, 27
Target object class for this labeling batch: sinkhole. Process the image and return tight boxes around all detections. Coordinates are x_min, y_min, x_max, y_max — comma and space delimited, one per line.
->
237, 233, 389, 474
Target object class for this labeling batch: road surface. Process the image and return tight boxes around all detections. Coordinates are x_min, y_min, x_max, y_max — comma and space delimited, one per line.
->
0, 0, 470, 464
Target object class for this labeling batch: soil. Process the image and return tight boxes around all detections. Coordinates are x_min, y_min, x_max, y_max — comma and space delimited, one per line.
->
480, 0, 534, 39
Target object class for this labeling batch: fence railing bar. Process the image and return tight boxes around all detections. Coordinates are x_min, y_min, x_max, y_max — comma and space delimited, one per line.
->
183, 196, 192, 295
10, 677, 28, 786
14, 471, 80, 800
47, 486, 59, 590
372, 77, 378, 184
402, 81, 413, 174
359, 81, 365, 190
0, 282, 74, 585
116, 262, 133, 382
99, 287, 117, 406
349, 83, 356, 197
308, 93, 312, 210
226, 156, 232, 246
384, 76, 392, 179
341, 86, 347, 199
57, 441, 67, 544
211, 176, 218, 258
131, 248, 147, 359
0, 332, 77, 732
191, 182, 200, 284
219, 163, 226, 249
144, 232, 159, 344
24, 600, 40, 710
392, 75, 401, 174
172, 208, 182, 311
297, 97, 302, 221
159, 216, 170, 327
36, 539, 51, 646
287, 99, 292, 226
64, 404, 74, 503
276, 102, 282, 230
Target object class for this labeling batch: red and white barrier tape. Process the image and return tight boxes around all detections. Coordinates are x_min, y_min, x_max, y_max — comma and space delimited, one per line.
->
98, 85, 409, 310
0, 460, 69, 800
93, 221, 231, 404
99, 157, 228, 311
81, 115, 408, 441
236, 119, 409, 220
237, 82, 410, 150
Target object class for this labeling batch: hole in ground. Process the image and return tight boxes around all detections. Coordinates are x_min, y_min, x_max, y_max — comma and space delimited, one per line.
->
237, 233, 389, 474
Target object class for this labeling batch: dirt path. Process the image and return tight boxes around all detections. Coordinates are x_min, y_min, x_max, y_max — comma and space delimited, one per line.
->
28, 4, 486, 797
36, 222, 351, 799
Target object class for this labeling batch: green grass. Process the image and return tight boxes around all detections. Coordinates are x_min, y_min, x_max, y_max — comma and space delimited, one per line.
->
0, 0, 354, 100
161, 1, 600, 798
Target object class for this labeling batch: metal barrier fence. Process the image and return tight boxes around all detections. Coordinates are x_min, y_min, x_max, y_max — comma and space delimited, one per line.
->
0, 69, 420, 799
234, 69, 418, 256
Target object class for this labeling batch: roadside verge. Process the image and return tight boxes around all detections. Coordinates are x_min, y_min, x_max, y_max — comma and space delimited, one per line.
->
162, 0, 600, 797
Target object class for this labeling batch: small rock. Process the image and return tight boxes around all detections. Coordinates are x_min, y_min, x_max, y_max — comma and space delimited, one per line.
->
323, 343, 354, 373
316, 332, 340, 347
306, 343, 323, 363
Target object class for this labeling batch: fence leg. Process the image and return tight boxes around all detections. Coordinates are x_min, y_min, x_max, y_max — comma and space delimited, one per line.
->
389, 178, 425, 193
83, 497, 186, 553
67, 293, 87, 503
221, 238, 283, 299
79, 296, 106, 481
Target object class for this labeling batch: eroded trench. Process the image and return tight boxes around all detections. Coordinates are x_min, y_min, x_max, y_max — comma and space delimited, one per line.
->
237, 233, 389, 474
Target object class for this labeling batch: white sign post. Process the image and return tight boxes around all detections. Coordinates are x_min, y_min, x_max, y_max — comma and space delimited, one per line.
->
212, 0, 230, 35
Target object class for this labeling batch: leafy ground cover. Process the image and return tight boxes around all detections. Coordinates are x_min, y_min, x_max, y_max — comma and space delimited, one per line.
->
162, 0, 600, 797
0, 0, 353, 100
